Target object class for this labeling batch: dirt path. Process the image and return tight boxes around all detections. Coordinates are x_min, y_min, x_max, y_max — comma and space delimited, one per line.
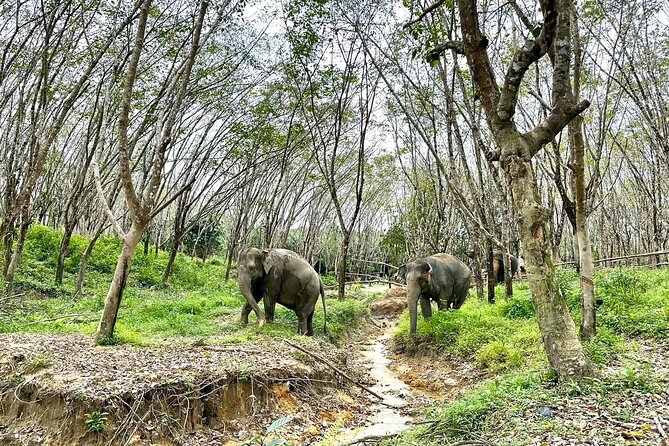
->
332, 321, 426, 445
329, 286, 477, 445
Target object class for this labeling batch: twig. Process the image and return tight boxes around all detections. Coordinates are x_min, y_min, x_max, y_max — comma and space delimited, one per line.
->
654, 412, 668, 438
24, 312, 101, 325
339, 433, 400, 445
200, 345, 261, 354
283, 339, 401, 409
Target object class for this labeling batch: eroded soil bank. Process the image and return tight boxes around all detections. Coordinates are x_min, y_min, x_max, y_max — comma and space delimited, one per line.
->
0, 333, 357, 445
0, 286, 477, 446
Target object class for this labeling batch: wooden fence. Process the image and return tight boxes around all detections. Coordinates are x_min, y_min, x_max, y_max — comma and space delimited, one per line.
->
555, 250, 669, 268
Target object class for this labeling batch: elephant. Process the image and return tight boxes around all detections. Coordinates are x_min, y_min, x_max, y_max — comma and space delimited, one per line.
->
237, 247, 327, 336
394, 264, 408, 284
492, 252, 519, 284
405, 253, 472, 334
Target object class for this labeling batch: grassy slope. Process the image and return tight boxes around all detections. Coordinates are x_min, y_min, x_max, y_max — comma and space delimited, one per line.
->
0, 225, 369, 345
391, 267, 669, 445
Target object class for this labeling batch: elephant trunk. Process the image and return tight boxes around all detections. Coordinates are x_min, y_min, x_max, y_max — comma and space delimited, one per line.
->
407, 279, 421, 335
238, 274, 266, 327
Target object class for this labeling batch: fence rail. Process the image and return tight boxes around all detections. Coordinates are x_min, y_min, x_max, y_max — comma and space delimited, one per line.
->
555, 250, 669, 267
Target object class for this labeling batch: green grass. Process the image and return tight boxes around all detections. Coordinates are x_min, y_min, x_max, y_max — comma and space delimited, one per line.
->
391, 266, 669, 445
394, 282, 546, 372
0, 224, 369, 345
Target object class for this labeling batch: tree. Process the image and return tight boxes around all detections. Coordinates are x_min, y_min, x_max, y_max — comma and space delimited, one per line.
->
402, 0, 594, 377
96, 0, 211, 340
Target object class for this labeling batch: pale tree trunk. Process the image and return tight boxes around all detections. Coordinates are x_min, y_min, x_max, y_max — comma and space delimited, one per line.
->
5, 206, 30, 293
337, 233, 351, 300
471, 227, 484, 300
56, 221, 75, 285
97, 222, 145, 339
572, 115, 596, 341
506, 155, 593, 378
74, 226, 105, 297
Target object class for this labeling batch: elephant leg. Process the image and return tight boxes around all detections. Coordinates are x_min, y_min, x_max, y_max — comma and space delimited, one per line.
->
263, 298, 275, 323
419, 296, 433, 319
240, 303, 252, 324
306, 312, 314, 337
297, 314, 308, 335
436, 297, 445, 311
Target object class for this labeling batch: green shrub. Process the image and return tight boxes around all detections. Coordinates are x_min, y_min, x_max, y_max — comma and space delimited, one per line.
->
475, 341, 523, 372
500, 295, 535, 319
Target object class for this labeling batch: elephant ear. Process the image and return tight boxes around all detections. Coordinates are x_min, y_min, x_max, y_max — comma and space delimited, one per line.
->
421, 262, 433, 280
262, 250, 274, 274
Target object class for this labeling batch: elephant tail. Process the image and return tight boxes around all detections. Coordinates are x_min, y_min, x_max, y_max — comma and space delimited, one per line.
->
320, 280, 329, 335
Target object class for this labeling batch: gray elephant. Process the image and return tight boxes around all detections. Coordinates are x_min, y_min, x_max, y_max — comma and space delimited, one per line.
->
492, 252, 519, 283
237, 247, 327, 336
405, 253, 472, 334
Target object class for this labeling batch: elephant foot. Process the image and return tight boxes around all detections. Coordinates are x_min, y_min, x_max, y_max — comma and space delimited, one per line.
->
258, 318, 266, 328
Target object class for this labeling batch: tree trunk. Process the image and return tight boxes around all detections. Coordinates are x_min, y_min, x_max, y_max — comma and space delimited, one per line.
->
96, 221, 145, 341
338, 233, 350, 300
1, 217, 15, 277
505, 155, 592, 378
162, 240, 179, 285
471, 227, 484, 300
5, 209, 30, 293
74, 227, 104, 298
503, 249, 514, 299
487, 244, 495, 304
56, 222, 75, 285
571, 115, 596, 341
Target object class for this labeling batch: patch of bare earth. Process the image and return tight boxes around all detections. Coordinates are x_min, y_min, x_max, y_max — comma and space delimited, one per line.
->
0, 333, 366, 446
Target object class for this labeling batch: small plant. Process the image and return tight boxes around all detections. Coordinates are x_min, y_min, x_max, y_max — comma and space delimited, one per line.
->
239, 415, 293, 446
84, 410, 108, 432
95, 335, 124, 346
24, 353, 53, 372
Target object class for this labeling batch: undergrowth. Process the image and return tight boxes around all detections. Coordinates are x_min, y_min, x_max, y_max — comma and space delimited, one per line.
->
0, 224, 368, 344
391, 266, 669, 445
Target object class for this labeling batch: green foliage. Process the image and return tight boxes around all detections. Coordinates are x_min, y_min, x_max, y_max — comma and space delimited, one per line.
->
582, 327, 626, 365
596, 268, 669, 338
239, 415, 293, 446
423, 373, 546, 436
84, 411, 108, 432
394, 292, 545, 372
2, 224, 368, 345
379, 223, 407, 266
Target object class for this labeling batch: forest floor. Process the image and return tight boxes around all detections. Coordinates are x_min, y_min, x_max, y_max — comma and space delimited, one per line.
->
3, 267, 669, 445
0, 284, 481, 446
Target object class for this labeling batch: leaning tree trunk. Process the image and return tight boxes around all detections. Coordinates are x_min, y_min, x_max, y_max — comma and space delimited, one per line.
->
5, 207, 30, 293
96, 221, 145, 341
74, 225, 105, 297
162, 239, 180, 285
56, 221, 76, 285
505, 154, 592, 378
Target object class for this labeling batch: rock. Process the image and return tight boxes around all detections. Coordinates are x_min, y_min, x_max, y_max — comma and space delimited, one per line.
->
538, 406, 555, 418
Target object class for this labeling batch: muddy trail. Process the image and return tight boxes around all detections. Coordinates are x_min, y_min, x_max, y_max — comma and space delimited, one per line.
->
0, 285, 476, 446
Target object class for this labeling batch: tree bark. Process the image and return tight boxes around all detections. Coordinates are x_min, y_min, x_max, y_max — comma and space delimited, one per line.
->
487, 243, 495, 304
5, 206, 29, 293
96, 221, 145, 340
572, 115, 596, 341
74, 225, 106, 297
56, 221, 75, 285
505, 155, 593, 378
